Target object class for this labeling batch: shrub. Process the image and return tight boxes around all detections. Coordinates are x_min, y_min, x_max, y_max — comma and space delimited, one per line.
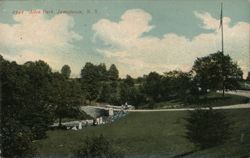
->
185, 108, 231, 149
73, 134, 123, 158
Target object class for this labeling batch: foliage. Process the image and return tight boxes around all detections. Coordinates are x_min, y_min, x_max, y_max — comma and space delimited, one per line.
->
142, 72, 163, 101
1, 119, 36, 158
192, 51, 243, 94
51, 72, 82, 126
98, 83, 112, 103
124, 75, 134, 87
247, 72, 250, 81
0, 56, 84, 157
163, 70, 192, 99
61, 65, 71, 79
98, 82, 120, 106
80, 62, 102, 104
73, 135, 124, 158
108, 64, 119, 81
119, 82, 144, 107
21, 61, 55, 139
97, 63, 108, 81
0, 56, 48, 157
185, 109, 231, 149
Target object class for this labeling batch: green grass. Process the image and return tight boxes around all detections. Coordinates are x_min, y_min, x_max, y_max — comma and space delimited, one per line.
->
141, 92, 249, 109
194, 92, 249, 107
34, 109, 250, 157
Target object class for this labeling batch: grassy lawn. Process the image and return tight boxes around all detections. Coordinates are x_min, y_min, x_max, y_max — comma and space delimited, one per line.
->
140, 92, 249, 109
34, 109, 250, 158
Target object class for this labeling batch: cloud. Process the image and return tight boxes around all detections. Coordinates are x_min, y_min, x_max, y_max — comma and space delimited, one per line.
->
194, 11, 231, 30
0, 10, 82, 74
93, 9, 154, 48
93, 9, 249, 78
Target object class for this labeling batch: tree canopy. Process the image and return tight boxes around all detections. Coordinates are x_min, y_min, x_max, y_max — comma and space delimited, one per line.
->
192, 51, 243, 95
61, 65, 71, 79
108, 64, 119, 81
142, 72, 163, 101
80, 62, 102, 104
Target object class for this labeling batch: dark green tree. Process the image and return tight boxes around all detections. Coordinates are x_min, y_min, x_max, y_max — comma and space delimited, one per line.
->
163, 70, 191, 100
21, 61, 54, 139
51, 72, 82, 127
1, 119, 36, 158
119, 83, 141, 106
1, 57, 37, 157
74, 135, 123, 158
185, 109, 231, 149
81, 62, 101, 104
98, 83, 112, 103
97, 63, 108, 81
0, 57, 52, 157
96, 64, 120, 105
124, 75, 134, 87
108, 64, 119, 81
61, 64, 71, 79
192, 51, 243, 96
142, 72, 163, 101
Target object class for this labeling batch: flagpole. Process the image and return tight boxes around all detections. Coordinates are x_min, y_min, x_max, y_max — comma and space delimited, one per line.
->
221, 2, 224, 54
220, 2, 225, 97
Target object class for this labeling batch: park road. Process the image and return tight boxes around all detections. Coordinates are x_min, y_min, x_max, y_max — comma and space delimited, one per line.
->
127, 90, 250, 112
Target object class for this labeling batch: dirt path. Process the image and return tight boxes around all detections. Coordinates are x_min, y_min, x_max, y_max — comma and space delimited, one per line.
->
127, 90, 250, 112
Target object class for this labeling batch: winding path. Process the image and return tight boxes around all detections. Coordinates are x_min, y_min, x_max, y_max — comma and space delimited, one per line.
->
55, 91, 250, 126
127, 90, 250, 112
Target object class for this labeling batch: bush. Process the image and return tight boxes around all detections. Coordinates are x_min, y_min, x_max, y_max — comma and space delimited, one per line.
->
1, 120, 37, 158
185, 108, 231, 149
73, 135, 123, 158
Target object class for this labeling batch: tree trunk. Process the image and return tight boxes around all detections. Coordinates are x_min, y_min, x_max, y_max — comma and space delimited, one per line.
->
222, 79, 225, 97
222, 87, 225, 97
59, 116, 62, 127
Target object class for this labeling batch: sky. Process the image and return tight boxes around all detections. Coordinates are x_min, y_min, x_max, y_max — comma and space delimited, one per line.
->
0, 0, 249, 78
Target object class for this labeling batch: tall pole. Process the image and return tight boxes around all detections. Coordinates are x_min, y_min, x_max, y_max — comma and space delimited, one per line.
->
221, 2, 224, 54
221, 2, 225, 97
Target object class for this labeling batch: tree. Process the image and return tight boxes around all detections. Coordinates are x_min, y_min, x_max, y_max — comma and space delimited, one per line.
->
81, 62, 101, 104
1, 60, 54, 140
185, 109, 231, 149
142, 72, 163, 101
0, 58, 45, 157
51, 73, 82, 127
124, 75, 134, 87
1, 119, 36, 158
247, 72, 250, 81
74, 135, 123, 158
21, 61, 54, 139
119, 82, 142, 106
61, 65, 71, 79
108, 64, 119, 81
97, 63, 108, 81
0, 58, 36, 157
98, 83, 112, 103
163, 70, 191, 100
192, 51, 243, 96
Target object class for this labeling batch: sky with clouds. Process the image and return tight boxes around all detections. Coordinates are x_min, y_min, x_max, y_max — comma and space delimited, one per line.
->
0, 0, 249, 78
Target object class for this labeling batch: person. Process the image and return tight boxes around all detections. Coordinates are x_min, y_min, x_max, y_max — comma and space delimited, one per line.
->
125, 102, 128, 109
